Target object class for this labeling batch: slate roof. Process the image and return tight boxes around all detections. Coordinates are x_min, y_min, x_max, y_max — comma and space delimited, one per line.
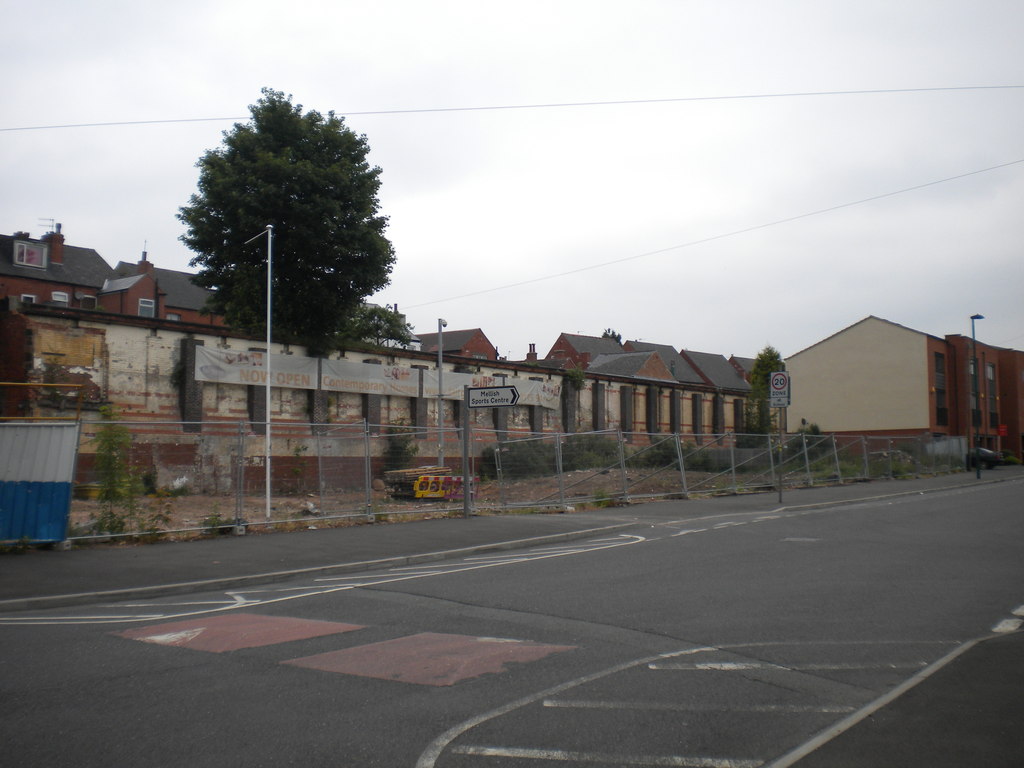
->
552, 333, 625, 359
625, 341, 704, 385
0, 234, 114, 288
730, 356, 756, 378
587, 351, 676, 381
113, 262, 212, 311
681, 350, 751, 391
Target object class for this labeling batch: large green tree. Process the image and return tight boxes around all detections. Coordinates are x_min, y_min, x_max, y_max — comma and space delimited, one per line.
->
178, 88, 395, 354
744, 345, 785, 435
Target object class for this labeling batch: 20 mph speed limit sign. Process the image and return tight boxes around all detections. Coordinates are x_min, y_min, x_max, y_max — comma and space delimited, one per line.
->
769, 371, 791, 407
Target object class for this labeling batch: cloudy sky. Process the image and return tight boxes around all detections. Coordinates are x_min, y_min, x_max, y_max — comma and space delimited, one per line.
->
4, 0, 1022, 360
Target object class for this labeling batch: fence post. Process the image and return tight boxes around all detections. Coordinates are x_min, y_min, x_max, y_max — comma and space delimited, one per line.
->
728, 434, 738, 494
495, 446, 507, 510
674, 433, 689, 498
860, 436, 869, 479
315, 427, 325, 516
235, 421, 246, 527
767, 432, 779, 501
616, 431, 629, 503
832, 435, 842, 482
887, 438, 894, 478
802, 433, 813, 486
363, 419, 373, 518
554, 432, 566, 507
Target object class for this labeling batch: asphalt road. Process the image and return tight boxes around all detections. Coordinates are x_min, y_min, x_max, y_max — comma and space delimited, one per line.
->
2, 477, 1022, 767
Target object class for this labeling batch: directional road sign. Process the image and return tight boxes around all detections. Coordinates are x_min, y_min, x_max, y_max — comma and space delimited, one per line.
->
769, 371, 790, 408
467, 385, 520, 408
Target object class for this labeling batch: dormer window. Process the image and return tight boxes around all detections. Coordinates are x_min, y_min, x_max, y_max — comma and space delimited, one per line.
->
138, 298, 156, 318
14, 241, 48, 268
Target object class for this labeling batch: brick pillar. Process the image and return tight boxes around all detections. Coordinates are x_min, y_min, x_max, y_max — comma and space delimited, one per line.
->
309, 389, 329, 434
413, 367, 429, 430
592, 381, 606, 431
178, 338, 204, 433
562, 384, 578, 433
363, 394, 382, 433
669, 389, 681, 434
247, 347, 267, 434
620, 385, 634, 439
646, 385, 660, 434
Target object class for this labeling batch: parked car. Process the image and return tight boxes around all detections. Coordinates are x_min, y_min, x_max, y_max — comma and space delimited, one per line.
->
967, 447, 1004, 469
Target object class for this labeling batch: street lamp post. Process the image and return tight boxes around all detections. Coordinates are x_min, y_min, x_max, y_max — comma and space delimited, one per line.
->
970, 313, 984, 479
437, 318, 447, 466
246, 225, 274, 520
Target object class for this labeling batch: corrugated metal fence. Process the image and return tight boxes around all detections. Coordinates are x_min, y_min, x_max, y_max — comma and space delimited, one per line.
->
1, 422, 81, 543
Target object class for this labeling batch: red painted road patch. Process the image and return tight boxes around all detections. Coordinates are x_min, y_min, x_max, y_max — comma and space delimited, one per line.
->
114, 612, 364, 652
283, 632, 575, 686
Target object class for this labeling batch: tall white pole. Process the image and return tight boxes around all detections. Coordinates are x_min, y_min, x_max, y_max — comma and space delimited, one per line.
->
245, 225, 275, 521
265, 225, 273, 521
970, 313, 984, 479
437, 318, 446, 466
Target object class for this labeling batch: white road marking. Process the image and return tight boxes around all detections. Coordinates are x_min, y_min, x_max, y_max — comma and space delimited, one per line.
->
650, 661, 928, 671
543, 699, 855, 714
140, 627, 206, 645
992, 618, 1022, 633
415, 645, 714, 768
1012, 604, 1024, 617
450, 745, 761, 767
671, 528, 707, 537
0, 534, 645, 625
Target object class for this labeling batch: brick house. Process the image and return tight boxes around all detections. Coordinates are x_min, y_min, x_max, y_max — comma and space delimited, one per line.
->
786, 316, 1024, 458
0, 226, 111, 311
543, 333, 625, 369
416, 327, 498, 360
0, 227, 220, 326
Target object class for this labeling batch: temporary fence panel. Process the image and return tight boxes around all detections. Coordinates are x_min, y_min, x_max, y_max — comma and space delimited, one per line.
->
0, 421, 81, 543
63, 421, 970, 539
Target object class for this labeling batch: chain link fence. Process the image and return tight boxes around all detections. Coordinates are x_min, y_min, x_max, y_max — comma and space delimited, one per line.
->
67, 421, 967, 540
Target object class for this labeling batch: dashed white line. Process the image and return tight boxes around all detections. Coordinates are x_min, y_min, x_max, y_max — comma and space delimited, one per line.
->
649, 661, 928, 672
543, 699, 855, 714
450, 745, 761, 767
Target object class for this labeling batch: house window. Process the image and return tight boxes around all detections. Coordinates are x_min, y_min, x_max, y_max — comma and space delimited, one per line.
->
933, 352, 947, 426
14, 241, 48, 268
933, 352, 945, 389
51, 291, 69, 307
138, 298, 156, 318
80, 295, 97, 309
20, 294, 36, 305
167, 312, 181, 322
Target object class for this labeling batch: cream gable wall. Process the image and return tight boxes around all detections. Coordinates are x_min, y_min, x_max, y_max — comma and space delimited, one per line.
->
787, 317, 930, 432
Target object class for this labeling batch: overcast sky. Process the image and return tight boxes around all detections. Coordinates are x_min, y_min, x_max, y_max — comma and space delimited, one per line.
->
4, 0, 1022, 361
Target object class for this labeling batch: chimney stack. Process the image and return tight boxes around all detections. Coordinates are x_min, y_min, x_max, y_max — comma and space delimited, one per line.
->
42, 222, 64, 265
526, 343, 538, 362
137, 248, 154, 274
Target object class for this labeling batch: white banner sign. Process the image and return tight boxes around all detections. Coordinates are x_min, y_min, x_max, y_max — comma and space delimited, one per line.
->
194, 346, 318, 390
195, 347, 562, 408
320, 358, 421, 397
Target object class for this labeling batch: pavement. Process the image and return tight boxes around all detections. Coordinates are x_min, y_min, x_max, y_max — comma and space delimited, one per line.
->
2, 468, 1022, 766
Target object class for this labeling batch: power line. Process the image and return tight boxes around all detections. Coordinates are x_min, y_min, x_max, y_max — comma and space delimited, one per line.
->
404, 157, 1024, 310
3, 85, 1023, 133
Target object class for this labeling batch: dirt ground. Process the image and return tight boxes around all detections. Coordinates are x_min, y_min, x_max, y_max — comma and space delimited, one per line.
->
66, 468, 703, 541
